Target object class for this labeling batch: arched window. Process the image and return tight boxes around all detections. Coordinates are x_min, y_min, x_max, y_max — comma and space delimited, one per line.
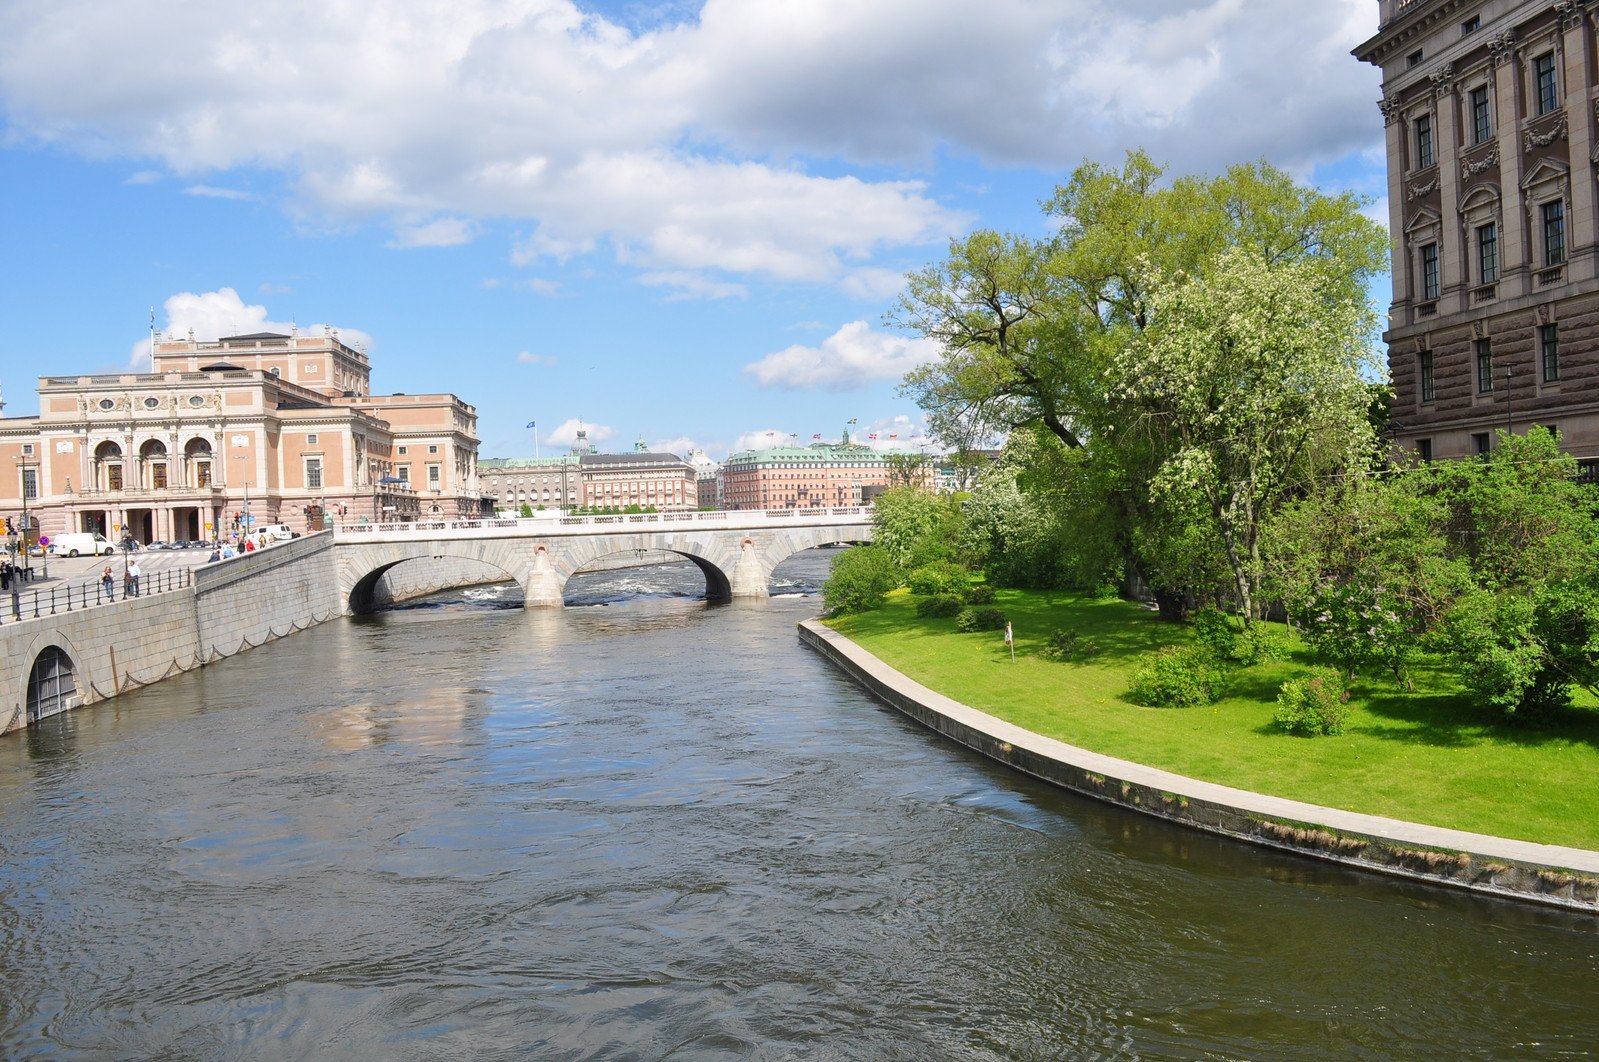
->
94, 440, 124, 492
26, 646, 77, 722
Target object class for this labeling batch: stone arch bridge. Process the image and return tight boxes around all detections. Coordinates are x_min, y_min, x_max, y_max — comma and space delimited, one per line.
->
334, 508, 873, 613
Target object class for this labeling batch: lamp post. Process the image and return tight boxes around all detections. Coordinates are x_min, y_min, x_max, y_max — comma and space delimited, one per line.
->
15, 456, 37, 580
231, 453, 250, 538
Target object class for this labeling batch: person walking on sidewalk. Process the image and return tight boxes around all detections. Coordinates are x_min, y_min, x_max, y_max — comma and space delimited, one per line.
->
101, 565, 114, 599
126, 558, 142, 597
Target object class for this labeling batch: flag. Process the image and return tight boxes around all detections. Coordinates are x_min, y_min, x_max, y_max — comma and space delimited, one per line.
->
888, 433, 898, 439
847, 418, 858, 425
526, 421, 536, 428
1004, 622, 1013, 646
868, 433, 878, 440
812, 433, 821, 440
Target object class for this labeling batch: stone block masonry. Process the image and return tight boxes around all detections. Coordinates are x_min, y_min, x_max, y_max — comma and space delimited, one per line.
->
2, 534, 342, 733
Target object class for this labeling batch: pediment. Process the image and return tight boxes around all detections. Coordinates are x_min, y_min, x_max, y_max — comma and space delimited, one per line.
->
1458, 183, 1501, 214
1520, 157, 1569, 191
1403, 206, 1442, 236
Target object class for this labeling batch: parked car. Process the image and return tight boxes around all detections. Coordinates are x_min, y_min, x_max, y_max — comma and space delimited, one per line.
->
53, 532, 116, 557
255, 524, 295, 542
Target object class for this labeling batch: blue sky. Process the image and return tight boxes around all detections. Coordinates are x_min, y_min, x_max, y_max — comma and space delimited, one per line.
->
0, 0, 1390, 460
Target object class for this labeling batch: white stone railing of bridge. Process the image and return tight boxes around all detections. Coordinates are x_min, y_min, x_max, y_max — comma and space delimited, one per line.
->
332, 506, 873, 541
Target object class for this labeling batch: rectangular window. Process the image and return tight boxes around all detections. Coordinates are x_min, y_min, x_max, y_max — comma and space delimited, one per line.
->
108, 465, 123, 492
1415, 114, 1433, 168
21, 468, 38, 500
197, 462, 211, 487
397, 465, 410, 483
1477, 223, 1498, 283
1472, 431, 1492, 455
398, 446, 407, 455
427, 464, 441, 487
1419, 350, 1436, 402
1462, 16, 1480, 34
1476, 339, 1494, 393
1417, 438, 1433, 463
306, 457, 323, 490
306, 433, 318, 445
428, 445, 439, 454
21, 444, 32, 456
1421, 243, 1440, 300
1541, 323, 1561, 383
152, 464, 167, 490
1535, 52, 1558, 115
1542, 200, 1565, 265
1408, 49, 1425, 68
1471, 85, 1491, 144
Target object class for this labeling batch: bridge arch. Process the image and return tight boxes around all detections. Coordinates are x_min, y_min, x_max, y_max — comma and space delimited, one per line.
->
340, 541, 533, 615
565, 541, 735, 601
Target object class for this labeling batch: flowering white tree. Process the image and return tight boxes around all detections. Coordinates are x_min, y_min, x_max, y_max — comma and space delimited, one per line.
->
1115, 249, 1380, 622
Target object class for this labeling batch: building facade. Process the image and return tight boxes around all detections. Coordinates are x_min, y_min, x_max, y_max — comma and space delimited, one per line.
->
1357, 0, 1599, 467
719, 439, 931, 510
0, 329, 486, 544
480, 437, 698, 513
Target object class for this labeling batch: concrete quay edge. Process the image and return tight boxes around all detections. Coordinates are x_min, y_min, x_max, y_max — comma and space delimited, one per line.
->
798, 619, 1599, 914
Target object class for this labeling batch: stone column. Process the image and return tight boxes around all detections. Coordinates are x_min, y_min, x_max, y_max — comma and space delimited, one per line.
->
1492, 32, 1529, 295
1566, 12, 1596, 279
1434, 67, 1466, 309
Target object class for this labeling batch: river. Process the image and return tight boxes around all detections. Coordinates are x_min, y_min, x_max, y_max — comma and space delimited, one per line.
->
0, 550, 1594, 1059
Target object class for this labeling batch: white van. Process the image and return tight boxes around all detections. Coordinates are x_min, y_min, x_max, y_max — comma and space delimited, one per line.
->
255, 524, 295, 542
54, 532, 115, 557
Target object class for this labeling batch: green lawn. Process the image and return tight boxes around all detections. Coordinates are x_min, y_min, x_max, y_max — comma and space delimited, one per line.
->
826, 588, 1599, 852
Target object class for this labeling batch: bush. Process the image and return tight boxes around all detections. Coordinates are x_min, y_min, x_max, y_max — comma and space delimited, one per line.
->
915, 594, 965, 618
1040, 627, 1101, 662
907, 561, 969, 596
964, 584, 996, 606
1126, 646, 1226, 708
1191, 606, 1237, 658
1274, 669, 1351, 736
822, 546, 899, 615
955, 606, 1008, 632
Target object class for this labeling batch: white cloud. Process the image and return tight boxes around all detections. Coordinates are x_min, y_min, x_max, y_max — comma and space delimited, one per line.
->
638, 271, 747, 301
544, 418, 613, 447
387, 216, 479, 249
517, 277, 564, 297
516, 351, 558, 366
743, 320, 940, 391
127, 287, 370, 369
854, 414, 935, 451
651, 435, 697, 455
124, 169, 161, 184
183, 184, 251, 200
733, 428, 794, 452
0, 0, 1381, 296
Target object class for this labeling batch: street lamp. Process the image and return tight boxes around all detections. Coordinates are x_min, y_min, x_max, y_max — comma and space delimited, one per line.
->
15, 456, 38, 580
1505, 366, 1514, 436
231, 453, 250, 538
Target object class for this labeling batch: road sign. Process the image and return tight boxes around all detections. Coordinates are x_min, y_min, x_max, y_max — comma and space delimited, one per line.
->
38, 536, 49, 546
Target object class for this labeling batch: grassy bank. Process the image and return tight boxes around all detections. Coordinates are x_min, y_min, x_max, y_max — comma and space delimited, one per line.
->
826, 588, 1599, 852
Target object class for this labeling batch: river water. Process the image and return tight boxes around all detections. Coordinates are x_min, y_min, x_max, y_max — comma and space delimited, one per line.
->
0, 551, 1595, 1059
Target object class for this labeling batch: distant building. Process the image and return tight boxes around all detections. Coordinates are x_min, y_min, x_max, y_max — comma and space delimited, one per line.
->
720, 437, 931, 510
1355, 1, 1599, 469
480, 435, 698, 512
0, 329, 485, 542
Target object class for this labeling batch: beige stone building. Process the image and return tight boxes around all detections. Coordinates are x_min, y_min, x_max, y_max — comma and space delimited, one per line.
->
1356, 0, 1599, 468
480, 436, 698, 513
0, 329, 486, 543
720, 438, 929, 510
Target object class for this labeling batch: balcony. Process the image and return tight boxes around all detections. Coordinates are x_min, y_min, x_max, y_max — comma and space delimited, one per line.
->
1414, 301, 1438, 321
1470, 284, 1497, 305
1536, 265, 1565, 287
69, 484, 226, 502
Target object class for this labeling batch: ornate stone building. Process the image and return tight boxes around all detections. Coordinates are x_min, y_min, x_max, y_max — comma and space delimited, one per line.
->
720, 438, 929, 510
1357, 0, 1599, 468
0, 329, 487, 543
480, 435, 698, 513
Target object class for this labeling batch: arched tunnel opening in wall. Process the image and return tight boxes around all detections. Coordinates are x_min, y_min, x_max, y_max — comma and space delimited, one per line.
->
26, 646, 79, 723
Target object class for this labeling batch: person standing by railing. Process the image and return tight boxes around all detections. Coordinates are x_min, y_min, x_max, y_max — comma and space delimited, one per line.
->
101, 565, 114, 599
126, 558, 142, 597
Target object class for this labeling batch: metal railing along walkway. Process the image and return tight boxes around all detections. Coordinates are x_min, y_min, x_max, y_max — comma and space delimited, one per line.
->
2, 567, 194, 625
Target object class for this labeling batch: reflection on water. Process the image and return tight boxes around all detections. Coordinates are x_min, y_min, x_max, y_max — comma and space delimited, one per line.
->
0, 549, 1594, 1058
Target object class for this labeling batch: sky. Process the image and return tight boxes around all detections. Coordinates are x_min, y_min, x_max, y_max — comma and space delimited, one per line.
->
0, 0, 1391, 461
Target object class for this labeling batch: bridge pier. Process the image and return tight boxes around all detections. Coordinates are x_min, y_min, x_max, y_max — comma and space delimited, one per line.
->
525, 548, 565, 608
729, 538, 769, 601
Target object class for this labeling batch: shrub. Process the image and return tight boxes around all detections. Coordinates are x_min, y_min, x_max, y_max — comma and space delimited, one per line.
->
1191, 606, 1237, 659
1126, 646, 1226, 708
955, 606, 1008, 632
1040, 627, 1101, 662
822, 546, 899, 615
907, 561, 969, 596
915, 594, 965, 618
964, 584, 996, 606
1274, 669, 1351, 736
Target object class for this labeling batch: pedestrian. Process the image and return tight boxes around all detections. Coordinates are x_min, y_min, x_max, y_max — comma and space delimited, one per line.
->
101, 565, 114, 598
206, 548, 221, 563
126, 558, 142, 597
244, 538, 256, 553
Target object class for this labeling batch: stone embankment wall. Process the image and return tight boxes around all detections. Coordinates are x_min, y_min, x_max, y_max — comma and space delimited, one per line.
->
2, 534, 341, 734
800, 619, 1599, 914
